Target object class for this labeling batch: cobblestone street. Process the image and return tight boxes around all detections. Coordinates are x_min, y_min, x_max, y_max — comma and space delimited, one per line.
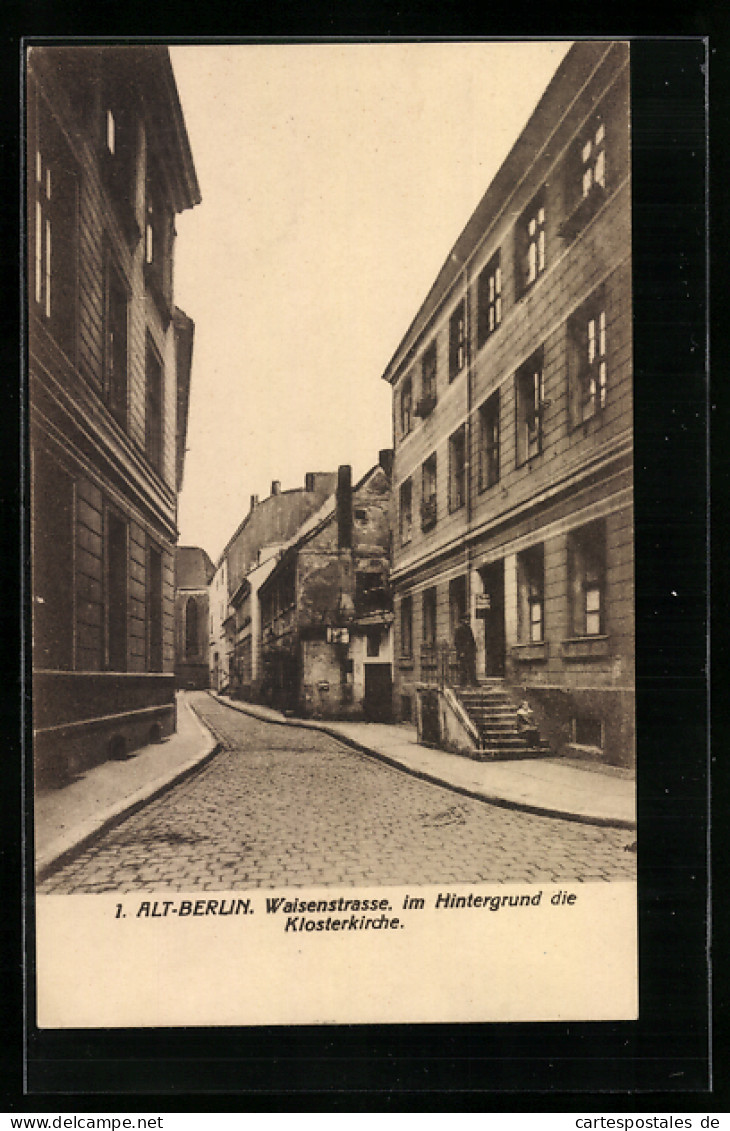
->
39, 695, 636, 893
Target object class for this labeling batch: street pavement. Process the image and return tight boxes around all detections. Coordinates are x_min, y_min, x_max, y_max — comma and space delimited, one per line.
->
38, 694, 637, 893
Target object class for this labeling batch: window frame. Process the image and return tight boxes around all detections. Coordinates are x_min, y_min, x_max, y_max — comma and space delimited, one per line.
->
416, 340, 438, 417
102, 248, 129, 428
400, 374, 413, 438
478, 389, 501, 491
399, 477, 413, 545
448, 299, 466, 381
421, 453, 438, 531
448, 425, 467, 513
568, 520, 607, 639
515, 350, 545, 466
516, 191, 546, 297
477, 252, 502, 347
31, 97, 79, 359
400, 594, 413, 659
145, 336, 164, 475
517, 544, 545, 645
569, 291, 608, 427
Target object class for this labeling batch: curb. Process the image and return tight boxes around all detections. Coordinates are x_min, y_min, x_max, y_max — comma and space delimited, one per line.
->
36, 699, 221, 882
209, 693, 636, 832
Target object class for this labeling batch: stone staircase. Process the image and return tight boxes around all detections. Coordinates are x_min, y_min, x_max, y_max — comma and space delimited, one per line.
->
455, 680, 552, 760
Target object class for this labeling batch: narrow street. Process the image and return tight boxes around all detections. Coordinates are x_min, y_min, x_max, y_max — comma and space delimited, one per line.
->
39, 693, 636, 893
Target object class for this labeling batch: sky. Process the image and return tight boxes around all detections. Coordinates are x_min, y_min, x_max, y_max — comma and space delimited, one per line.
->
170, 41, 572, 564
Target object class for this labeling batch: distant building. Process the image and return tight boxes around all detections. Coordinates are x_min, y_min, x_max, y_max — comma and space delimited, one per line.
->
28, 46, 201, 780
259, 456, 393, 721
383, 42, 634, 766
174, 546, 215, 689
210, 473, 338, 698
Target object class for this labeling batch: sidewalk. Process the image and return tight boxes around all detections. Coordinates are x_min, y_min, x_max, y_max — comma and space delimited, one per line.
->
212, 693, 636, 830
34, 692, 218, 879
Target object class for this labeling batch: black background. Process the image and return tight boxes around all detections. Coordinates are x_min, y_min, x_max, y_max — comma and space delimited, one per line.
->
4, 14, 720, 1112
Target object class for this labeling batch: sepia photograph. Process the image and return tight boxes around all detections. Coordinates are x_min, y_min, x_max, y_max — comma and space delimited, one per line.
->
28, 39, 638, 1028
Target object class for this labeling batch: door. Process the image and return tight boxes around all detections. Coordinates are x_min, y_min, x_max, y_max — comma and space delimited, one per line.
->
363, 663, 393, 722
480, 561, 505, 677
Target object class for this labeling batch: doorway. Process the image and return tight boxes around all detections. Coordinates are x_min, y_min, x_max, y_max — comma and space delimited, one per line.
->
364, 663, 393, 722
480, 560, 505, 677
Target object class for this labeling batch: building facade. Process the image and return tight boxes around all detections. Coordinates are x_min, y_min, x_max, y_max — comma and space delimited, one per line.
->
384, 42, 633, 767
28, 46, 201, 780
174, 546, 214, 689
211, 472, 337, 700
259, 458, 393, 721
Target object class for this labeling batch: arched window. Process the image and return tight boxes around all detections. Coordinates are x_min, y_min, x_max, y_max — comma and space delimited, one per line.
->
185, 597, 198, 659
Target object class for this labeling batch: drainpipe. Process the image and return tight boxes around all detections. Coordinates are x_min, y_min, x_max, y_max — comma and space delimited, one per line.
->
464, 259, 474, 622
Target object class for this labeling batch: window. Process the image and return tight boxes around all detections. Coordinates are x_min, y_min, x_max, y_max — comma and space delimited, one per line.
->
517, 545, 545, 644
449, 299, 466, 380
421, 453, 437, 531
32, 447, 74, 671
145, 339, 163, 473
449, 575, 467, 640
185, 597, 199, 659
515, 352, 545, 465
569, 294, 607, 425
355, 571, 388, 615
366, 629, 381, 658
568, 521, 606, 637
581, 118, 606, 200
106, 511, 128, 671
422, 588, 437, 649
101, 78, 138, 245
478, 391, 500, 490
147, 544, 163, 671
416, 341, 437, 417
145, 163, 174, 313
574, 716, 604, 748
448, 426, 466, 512
516, 193, 546, 296
399, 478, 413, 545
103, 255, 128, 427
32, 104, 78, 357
400, 595, 413, 658
477, 253, 502, 347
400, 375, 413, 437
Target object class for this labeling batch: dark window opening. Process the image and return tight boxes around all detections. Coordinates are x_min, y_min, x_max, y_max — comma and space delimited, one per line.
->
366, 629, 381, 658
449, 575, 467, 641
574, 716, 603, 748
399, 478, 413, 545
32, 103, 78, 358
449, 425, 466, 512
477, 253, 502, 347
517, 544, 545, 644
145, 339, 163, 473
400, 375, 413, 437
569, 293, 608, 426
106, 511, 128, 672
421, 453, 437, 530
400, 595, 413, 658
515, 352, 545, 466
416, 341, 437, 417
185, 596, 198, 659
478, 390, 500, 490
516, 192, 546, 297
449, 299, 466, 380
355, 571, 389, 615
32, 448, 74, 671
568, 520, 606, 637
103, 255, 128, 427
148, 544, 163, 671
